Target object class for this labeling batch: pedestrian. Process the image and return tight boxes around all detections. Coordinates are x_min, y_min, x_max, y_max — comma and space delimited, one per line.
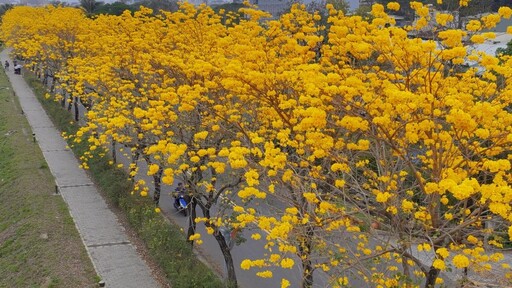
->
4, 60, 9, 71
14, 64, 22, 75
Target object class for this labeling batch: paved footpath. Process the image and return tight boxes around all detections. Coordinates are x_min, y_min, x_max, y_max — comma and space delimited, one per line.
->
1, 51, 161, 288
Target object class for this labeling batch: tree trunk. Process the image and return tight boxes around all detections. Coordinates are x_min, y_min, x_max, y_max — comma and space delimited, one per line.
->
152, 168, 163, 205
50, 76, 57, 93
399, 240, 411, 279
199, 203, 238, 287
213, 229, 237, 288
61, 93, 66, 108
74, 96, 79, 122
112, 140, 117, 164
401, 255, 411, 279
130, 151, 140, 183
186, 198, 197, 246
299, 227, 314, 288
424, 266, 440, 288
67, 93, 72, 111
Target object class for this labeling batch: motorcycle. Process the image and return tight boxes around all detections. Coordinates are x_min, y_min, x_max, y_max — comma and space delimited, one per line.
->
173, 192, 190, 216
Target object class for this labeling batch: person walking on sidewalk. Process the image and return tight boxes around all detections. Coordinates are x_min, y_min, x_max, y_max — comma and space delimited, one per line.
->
14, 63, 22, 75
4, 60, 9, 71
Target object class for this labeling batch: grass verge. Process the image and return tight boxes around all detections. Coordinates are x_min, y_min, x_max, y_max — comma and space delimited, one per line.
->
0, 71, 97, 286
25, 73, 224, 288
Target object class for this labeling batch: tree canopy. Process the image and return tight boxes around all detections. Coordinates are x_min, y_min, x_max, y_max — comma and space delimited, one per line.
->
2, 2, 512, 288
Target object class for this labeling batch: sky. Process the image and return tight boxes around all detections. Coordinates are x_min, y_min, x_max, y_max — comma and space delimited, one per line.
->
346, 0, 359, 11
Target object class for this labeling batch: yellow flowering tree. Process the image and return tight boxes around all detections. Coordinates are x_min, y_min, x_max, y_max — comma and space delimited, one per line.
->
0, 6, 88, 92
68, 5, 255, 286
67, 8, 183, 204
145, 6, 249, 286
4, 2, 512, 288
0, 5, 90, 122
209, 5, 368, 288
318, 2, 512, 287
0, 6, 47, 66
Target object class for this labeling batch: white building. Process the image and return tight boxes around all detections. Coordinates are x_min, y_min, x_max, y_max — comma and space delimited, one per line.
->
252, 0, 359, 19
252, 0, 288, 17
359, 0, 373, 7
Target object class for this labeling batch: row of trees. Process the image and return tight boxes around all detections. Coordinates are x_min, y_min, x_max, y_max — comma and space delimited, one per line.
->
2, 2, 512, 287
374, 0, 512, 21
77, 0, 178, 15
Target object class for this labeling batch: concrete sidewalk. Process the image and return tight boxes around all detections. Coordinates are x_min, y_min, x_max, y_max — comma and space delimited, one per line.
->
1, 51, 161, 288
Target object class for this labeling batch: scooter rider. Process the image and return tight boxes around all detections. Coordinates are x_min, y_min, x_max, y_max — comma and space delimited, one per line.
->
173, 182, 192, 216
174, 182, 186, 207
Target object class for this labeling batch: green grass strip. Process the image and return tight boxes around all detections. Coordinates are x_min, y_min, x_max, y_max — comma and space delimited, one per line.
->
0, 70, 97, 287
